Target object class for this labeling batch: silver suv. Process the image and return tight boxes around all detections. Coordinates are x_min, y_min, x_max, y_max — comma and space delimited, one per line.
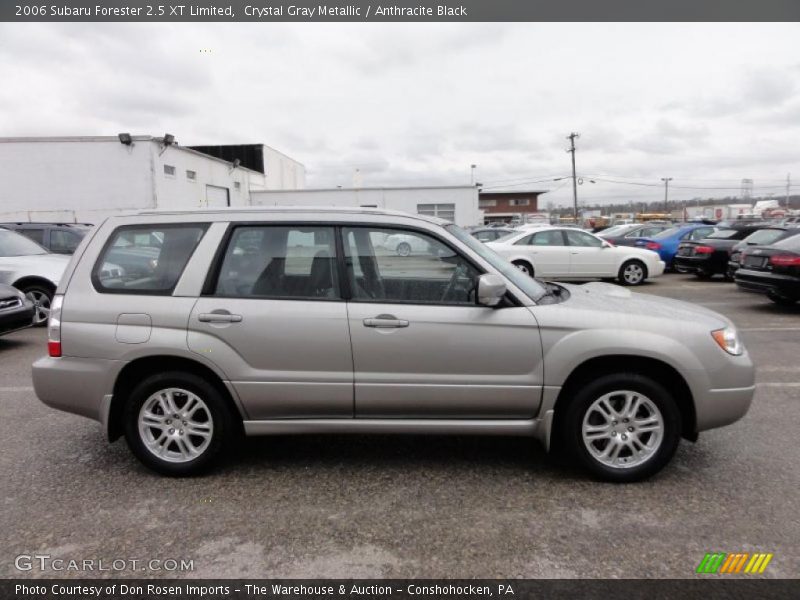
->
32, 208, 755, 481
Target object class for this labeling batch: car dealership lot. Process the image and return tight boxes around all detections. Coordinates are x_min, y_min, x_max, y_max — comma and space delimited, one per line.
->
0, 273, 798, 579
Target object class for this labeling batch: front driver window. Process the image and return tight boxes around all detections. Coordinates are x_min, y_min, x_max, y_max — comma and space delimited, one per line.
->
343, 227, 480, 305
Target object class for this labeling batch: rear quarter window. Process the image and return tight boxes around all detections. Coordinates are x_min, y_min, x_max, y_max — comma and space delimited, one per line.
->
93, 224, 207, 294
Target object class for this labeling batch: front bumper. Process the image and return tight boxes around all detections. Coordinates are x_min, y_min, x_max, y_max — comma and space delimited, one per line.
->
0, 302, 35, 336
694, 385, 755, 432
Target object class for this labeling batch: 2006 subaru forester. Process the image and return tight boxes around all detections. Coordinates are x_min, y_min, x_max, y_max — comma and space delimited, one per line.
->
32, 207, 755, 481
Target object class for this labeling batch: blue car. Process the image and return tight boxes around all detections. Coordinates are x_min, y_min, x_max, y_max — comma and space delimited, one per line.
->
635, 223, 717, 270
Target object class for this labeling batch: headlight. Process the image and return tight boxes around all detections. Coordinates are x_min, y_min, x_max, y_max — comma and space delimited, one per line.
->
711, 327, 743, 356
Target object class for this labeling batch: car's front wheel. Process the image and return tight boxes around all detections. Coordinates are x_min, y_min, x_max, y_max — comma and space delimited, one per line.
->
123, 371, 235, 476
561, 373, 681, 482
618, 260, 647, 286
396, 242, 412, 257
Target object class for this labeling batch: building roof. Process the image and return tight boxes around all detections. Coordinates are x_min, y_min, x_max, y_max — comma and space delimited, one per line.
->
479, 189, 549, 195
253, 185, 477, 193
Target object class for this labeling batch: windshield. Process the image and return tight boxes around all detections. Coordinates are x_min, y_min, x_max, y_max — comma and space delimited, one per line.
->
598, 225, 628, 237
0, 229, 48, 256
446, 224, 548, 302
744, 229, 785, 245
774, 235, 800, 251
493, 230, 523, 243
707, 229, 739, 239
653, 227, 681, 240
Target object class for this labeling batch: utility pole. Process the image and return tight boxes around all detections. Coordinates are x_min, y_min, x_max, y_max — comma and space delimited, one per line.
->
787, 173, 792, 208
567, 133, 579, 222
661, 177, 673, 214
470, 164, 477, 186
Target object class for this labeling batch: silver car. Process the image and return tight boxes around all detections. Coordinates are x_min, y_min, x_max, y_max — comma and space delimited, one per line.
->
0, 228, 71, 325
32, 208, 755, 481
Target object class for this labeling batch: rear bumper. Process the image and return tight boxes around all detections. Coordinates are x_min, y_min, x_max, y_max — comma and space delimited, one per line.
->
735, 269, 800, 298
32, 356, 124, 422
674, 255, 712, 273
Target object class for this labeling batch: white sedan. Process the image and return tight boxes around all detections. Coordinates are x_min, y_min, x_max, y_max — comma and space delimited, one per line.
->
486, 226, 665, 285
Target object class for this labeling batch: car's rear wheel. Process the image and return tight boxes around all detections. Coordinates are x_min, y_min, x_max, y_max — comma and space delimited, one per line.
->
560, 373, 681, 482
396, 242, 412, 257
767, 291, 797, 306
512, 260, 534, 277
20, 284, 53, 327
123, 371, 234, 476
618, 260, 647, 286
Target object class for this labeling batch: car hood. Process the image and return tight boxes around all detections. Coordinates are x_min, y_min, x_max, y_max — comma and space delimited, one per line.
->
555, 281, 728, 329
0, 253, 71, 284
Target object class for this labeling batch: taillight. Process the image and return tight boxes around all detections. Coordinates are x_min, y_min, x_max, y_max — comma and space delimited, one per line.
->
695, 245, 714, 254
47, 294, 63, 358
645, 242, 661, 251
770, 254, 800, 267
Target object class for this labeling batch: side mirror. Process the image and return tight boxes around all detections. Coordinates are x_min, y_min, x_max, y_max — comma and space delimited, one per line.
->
602, 241, 613, 248
477, 273, 507, 307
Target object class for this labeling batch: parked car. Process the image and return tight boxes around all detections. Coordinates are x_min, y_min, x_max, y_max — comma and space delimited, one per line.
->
486, 226, 665, 285
382, 232, 434, 256
0, 229, 71, 325
727, 227, 800, 278
470, 227, 517, 243
0, 222, 92, 254
0, 283, 34, 336
31, 207, 754, 482
674, 224, 770, 279
599, 223, 673, 247
634, 223, 717, 270
735, 234, 800, 305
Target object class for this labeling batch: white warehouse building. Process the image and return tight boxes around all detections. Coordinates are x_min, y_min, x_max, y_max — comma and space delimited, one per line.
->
0, 135, 305, 224
250, 185, 482, 227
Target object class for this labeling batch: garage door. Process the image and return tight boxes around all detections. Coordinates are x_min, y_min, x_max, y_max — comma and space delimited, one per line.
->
206, 185, 230, 208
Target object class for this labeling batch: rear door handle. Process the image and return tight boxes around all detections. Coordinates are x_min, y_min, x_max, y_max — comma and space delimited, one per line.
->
363, 316, 409, 328
199, 312, 243, 323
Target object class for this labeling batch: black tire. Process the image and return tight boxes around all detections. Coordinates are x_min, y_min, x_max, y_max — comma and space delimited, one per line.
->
559, 373, 681, 483
617, 260, 647, 286
19, 284, 53, 327
512, 260, 534, 277
767, 291, 797, 306
123, 371, 235, 476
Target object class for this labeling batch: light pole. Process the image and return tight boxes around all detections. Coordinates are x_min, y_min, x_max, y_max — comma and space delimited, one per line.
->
567, 133, 580, 222
470, 164, 477, 185
661, 177, 673, 214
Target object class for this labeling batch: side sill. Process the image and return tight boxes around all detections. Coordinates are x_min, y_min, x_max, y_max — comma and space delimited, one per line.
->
243, 418, 543, 438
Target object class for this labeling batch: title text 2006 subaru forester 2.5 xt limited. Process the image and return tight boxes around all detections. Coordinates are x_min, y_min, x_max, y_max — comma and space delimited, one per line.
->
33, 208, 754, 482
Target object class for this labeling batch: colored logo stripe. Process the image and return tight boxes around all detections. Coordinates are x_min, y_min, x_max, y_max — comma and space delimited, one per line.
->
697, 552, 773, 574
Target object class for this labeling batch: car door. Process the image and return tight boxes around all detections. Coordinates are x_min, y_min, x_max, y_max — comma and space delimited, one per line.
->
564, 229, 614, 276
521, 229, 570, 277
342, 226, 544, 418
187, 224, 354, 419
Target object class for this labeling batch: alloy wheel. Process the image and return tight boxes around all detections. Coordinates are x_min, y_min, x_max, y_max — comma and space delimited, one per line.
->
138, 388, 214, 463
581, 390, 664, 469
25, 290, 51, 324
623, 263, 644, 285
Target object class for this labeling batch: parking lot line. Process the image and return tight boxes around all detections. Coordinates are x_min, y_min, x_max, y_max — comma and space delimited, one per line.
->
756, 382, 800, 387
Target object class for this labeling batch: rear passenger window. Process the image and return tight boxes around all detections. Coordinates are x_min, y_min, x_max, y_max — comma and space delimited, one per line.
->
214, 226, 339, 299
94, 225, 207, 294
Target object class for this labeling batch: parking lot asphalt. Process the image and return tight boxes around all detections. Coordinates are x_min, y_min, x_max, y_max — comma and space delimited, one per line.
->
0, 273, 798, 579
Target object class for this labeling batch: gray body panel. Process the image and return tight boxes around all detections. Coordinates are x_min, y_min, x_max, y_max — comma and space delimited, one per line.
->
31, 207, 754, 451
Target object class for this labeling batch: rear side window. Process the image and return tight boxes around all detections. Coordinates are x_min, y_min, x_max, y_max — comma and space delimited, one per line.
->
213, 226, 339, 299
93, 224, 207, 294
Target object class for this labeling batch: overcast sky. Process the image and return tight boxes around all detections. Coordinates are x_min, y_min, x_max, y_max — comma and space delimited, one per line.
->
1, 22, 799, 207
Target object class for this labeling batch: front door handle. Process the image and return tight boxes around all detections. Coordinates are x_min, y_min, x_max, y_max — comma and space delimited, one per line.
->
363, 315, 409, 328
199, 312, 243, 323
